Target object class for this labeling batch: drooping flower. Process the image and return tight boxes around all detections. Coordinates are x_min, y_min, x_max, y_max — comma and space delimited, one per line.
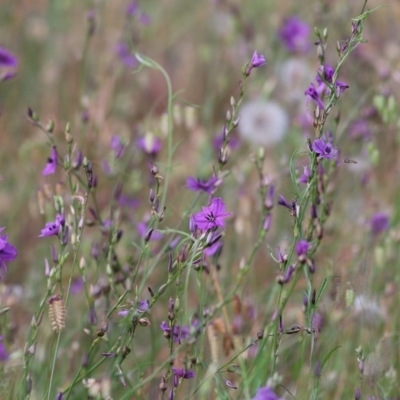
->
239, 100, 288, 147
191, 198, 232, 231
39, 214, 65, 238
137, 133, 162, 156
369, 212, 389, 235
252, 385, 282, 400
42, 147, 58, 176
0, 228, 17, 279
277, 16, 310, 53
312, 138, 338, 160
0, 47, 18, 68
186, 175, 218, 194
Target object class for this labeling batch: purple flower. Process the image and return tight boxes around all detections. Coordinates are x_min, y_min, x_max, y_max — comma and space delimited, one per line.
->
186, 176, 218, 194
204, 235, 222, 257
252, 386, 282, 400
111, 135, 125, 158
370, 212, 389, 235
277, 16, 310, 53
305, 83, 325, 109
296, 239, 310, 256
160, 321, 189, 343
312, 138, 338, 160
316, 64, 349, 94
213, 129, 241, 151
39, 214, 65, 238
42, 147, 58, 176
299, 165, 311, 184
245, 51, 266, 76
251, 51, 266, 68
0, 47, 18, 68
191, 198, 232, 231
137, 134, 162, 156
172, 368, 195, 387
116, 42, 138, 68
137, 221, 163, 241
0, 336, 9, 361
277, 195, 291, 209
0, 228, 17, 279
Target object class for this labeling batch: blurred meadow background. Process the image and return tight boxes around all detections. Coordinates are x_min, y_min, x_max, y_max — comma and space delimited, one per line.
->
1, 0, 400, 399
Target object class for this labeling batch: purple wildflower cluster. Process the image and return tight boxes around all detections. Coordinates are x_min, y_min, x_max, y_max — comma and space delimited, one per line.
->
305, 64, 349, 110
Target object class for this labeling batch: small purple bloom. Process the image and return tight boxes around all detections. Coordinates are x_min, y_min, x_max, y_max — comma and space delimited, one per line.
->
370, 212, 389, 235
172, 367, 195, 380
277, 195, 291, 209
277, 16, 310, 53
137, 134, 162, 156
0, 47, 18, 68
137, 221, 163, 241
111, 135, 125, 159
245, 51, 266, 76
213, 129, 241, 151
299, 165, 311, 184
251, 51, 266, 68
160, 321, 189, 343
204, 236, 222, 257
0, 228, 17, 279
42, 147, 58, 176
118, 310, 129, 317
296, 239, 310, 256
305, 83, 325, 109
138, 299, 149, 312
116, 42, 138, 68
312, 138, 338, 160
186, 176, 218, 194
191, 198, 232, 231
252, 386, 281, 400
39, 214, 65, 238
0, 336, 9, 361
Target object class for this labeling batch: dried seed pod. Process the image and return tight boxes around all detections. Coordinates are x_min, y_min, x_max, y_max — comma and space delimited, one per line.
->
48, 295, 66, 332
